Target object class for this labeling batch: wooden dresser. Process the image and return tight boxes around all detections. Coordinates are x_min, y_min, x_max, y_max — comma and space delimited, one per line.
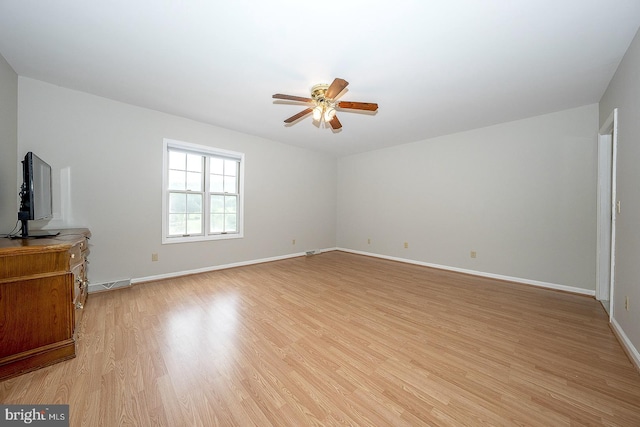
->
0, 228, 90, 380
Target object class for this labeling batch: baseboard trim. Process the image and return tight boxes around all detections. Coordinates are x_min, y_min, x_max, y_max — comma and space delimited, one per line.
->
93, 247, 594, 298
130, 249, 333, 285
610, 317, 640, 372
336, 248, 595, 296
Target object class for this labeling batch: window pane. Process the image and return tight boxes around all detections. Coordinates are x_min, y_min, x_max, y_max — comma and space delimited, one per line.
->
210, 157, 224, 175
211, 174, 224, 193
165, 142, 242, 241
169, 193, 186, 213
211, 195, 224, 213
224, 159, 238, 176
225, 195, 237, 213
186, 172, 202, 191
186, 154, 203, 172
168, 170, 186, 190
224, 176, 237, 193
187, 194, 202, 213
169, 151, 186, 170
225, 214, 237, 232
186, 214, 202, 234
210, 214, 224, 233
169, 213, 186, 235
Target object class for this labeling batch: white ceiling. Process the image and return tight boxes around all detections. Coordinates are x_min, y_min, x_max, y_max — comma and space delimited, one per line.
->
1, 1, 639, 157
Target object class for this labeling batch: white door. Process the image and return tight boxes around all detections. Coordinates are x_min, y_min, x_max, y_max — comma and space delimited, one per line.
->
596, 109, 618, 319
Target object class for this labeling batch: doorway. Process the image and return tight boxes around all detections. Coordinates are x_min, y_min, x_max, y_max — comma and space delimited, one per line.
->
596, 108, 618, 319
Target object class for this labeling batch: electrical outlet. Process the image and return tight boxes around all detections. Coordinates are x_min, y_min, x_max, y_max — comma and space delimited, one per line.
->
626, 296, 630, 311
292, 239, 296, 245
404, 242, 409, 249
470, 251, 477, 258
367, 238, 371, 245
151, 253, 159, 262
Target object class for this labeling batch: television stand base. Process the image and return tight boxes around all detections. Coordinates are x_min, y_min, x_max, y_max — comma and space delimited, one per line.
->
10, 231, 61, 239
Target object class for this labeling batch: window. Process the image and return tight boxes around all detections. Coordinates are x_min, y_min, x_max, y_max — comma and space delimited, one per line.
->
162, 139, 244, 243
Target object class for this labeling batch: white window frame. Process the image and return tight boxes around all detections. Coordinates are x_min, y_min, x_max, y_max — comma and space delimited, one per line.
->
162, 138, 244, 244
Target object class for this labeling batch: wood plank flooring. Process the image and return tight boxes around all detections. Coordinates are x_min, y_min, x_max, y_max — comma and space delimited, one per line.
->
2, 251, 640, 426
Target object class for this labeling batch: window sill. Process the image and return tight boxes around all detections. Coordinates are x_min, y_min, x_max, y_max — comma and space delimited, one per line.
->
162, 232, 243, 245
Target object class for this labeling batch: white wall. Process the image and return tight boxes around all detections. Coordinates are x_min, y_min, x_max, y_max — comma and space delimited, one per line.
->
599, 28, 640, 362
337, 104, 598, 292
0, 53, 17, 233
17, 77, 337, 283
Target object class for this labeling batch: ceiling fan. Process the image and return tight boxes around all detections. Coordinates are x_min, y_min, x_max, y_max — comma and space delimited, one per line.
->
272, 78, 378, 130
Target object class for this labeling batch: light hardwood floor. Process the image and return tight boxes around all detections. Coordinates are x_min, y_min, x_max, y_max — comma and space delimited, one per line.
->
2, 251, 640, 426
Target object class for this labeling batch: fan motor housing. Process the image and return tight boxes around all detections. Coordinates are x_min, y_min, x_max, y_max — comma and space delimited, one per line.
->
311, 84, 330, 102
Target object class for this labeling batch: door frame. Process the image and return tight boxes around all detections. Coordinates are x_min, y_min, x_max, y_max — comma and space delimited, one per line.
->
596, 108, 618, 320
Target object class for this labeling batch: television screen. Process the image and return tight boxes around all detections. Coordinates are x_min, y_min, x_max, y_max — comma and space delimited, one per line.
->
28, 152, 53, 220
14, 152, 56, 238
21, 152, 53, 221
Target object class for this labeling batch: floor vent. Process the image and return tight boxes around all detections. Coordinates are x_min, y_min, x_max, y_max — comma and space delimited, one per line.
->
88, 279, 131, 293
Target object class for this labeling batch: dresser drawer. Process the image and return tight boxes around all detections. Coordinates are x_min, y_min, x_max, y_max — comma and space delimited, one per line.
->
71, 262, 86, 301
0, 249, 70, 281
69, 242, 83, 269
73, 278, 87, 338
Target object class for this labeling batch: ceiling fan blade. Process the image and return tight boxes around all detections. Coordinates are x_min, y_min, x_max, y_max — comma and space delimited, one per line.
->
273, 93, 313, 103
284, 108, 313, 123
325, 78, 349, 99
336, 101, 378, 111
329, 115, 342, 130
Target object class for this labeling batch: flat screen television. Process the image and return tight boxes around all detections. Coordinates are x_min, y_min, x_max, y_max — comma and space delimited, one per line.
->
17, 152, 58, 238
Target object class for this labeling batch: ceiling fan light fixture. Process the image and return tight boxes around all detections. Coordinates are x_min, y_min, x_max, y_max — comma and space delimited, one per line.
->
312, 105, 323, 121
324, 106, 336, 122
